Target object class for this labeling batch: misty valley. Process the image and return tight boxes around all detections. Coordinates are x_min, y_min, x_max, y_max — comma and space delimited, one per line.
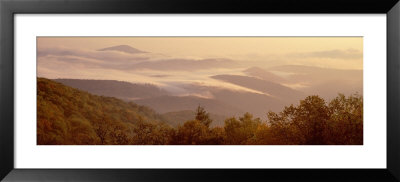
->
37, 40, 363, 145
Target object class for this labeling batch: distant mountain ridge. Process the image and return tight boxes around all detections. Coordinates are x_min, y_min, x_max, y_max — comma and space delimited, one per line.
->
135, 95, 244, 116
98, 45, 147, 54
266, 65, 363, 99
52, 64, 362, 120
52, 78, 293, 119
127, 58, 238, 71
54, 79, 168, 100
211, 74, 305, 101
243, 67, 286, 83
269, 65, 362, 72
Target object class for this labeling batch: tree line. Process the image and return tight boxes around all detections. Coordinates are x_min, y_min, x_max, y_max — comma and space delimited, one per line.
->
37, 78, 362, 145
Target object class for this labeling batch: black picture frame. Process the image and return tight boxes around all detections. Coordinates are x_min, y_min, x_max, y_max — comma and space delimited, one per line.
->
1, 0, 399, 181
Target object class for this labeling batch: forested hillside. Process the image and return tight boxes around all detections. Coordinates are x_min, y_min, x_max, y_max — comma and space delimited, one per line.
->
38, 78, 363, 145
37, 78, 172, 145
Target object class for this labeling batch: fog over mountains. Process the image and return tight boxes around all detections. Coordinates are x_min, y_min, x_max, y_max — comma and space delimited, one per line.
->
98, 45, 148, 54
39, 44, 363, 124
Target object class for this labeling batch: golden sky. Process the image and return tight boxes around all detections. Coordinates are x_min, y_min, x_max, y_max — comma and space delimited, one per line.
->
38, 37, 363, 69
37, 37, 363, 101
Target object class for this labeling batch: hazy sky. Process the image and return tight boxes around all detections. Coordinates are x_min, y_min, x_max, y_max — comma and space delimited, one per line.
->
38, 37, 362, 69
37, 37, 363, 96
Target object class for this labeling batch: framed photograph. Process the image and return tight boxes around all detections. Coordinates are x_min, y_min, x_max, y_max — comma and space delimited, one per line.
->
1, 0, 399, 181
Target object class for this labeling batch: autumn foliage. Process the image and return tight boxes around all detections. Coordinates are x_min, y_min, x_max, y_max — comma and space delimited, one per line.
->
37, 78, 362, 145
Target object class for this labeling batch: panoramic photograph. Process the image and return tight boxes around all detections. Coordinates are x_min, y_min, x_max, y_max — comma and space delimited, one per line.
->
37, 37, 363, 145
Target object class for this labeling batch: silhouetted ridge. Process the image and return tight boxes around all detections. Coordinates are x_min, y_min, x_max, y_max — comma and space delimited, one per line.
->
53, 79, 168, 100
98, 45, 147, 54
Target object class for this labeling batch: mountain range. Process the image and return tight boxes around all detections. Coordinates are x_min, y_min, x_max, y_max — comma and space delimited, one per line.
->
52, 64, 362, 124
45, 45, 362, 126
98, 45, 148, 54
54, 79, 168, 100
